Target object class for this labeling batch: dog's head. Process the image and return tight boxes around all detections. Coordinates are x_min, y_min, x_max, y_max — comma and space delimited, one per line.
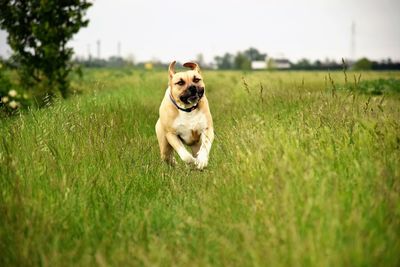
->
168, 61, 205, 107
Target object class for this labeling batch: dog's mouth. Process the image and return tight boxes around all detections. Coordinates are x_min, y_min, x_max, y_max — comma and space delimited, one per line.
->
179, 87, 204, 105
187, 95, 199, 103
180, 94, 199, 104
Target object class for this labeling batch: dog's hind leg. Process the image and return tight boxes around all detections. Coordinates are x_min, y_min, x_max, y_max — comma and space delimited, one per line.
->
156, 119, 176, 165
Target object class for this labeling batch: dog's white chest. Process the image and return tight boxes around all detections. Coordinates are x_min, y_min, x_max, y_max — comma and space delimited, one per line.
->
173, 110, 207, 145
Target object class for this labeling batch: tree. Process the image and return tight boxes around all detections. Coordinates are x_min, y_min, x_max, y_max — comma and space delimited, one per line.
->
243, 47, 266, 61
353, 58, 372, 70
196, 53, 205, 66
214, 53, 234, 69
296, 58, 312, 68
314, 60, 322, 68
234, 52, 251, 70
0, 0, 92, 102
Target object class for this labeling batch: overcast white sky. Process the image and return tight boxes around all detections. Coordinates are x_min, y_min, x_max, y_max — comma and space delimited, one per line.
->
1, 0, 399, 63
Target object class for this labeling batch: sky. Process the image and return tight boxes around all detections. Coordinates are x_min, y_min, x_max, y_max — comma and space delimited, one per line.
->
1, 0, 400, 63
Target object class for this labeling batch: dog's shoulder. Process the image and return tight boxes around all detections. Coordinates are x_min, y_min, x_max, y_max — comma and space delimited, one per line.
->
159, 89, 179, 128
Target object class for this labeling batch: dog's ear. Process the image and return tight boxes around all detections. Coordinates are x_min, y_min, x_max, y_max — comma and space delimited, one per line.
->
169, 61, 176, 79
183, 62, 201, 73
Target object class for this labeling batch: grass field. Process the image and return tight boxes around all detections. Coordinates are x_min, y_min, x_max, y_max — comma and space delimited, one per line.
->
1, 69, 399, 266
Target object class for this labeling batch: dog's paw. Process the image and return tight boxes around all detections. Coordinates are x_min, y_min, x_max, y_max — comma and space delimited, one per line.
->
182, 154, 196, 165
177, 148, 197, 165
166, 157, 177, 166
195, 152, 208, 170
161, 154, 177, 166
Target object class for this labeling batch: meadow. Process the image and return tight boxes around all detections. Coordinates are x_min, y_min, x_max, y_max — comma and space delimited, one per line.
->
1, 69, 399, 266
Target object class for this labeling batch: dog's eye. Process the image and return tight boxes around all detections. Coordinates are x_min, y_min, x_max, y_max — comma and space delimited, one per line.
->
193, 77, 201, 83
175, 79, 185, 86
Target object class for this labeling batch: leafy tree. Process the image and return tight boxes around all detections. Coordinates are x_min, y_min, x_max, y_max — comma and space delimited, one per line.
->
296, 58, 312, 68
196, 53, 205, 66
314, 60, 322, 68
234, 52, 251, 70
0, 0, 92, 102
353, 58, 372, 70
214, 53, 234, 69
243, 47, 266, 61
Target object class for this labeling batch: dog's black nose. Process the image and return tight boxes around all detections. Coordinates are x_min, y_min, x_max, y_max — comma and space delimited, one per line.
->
188, 85, 197, 94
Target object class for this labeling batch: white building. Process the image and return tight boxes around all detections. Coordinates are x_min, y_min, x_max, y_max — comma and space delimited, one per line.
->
251, 60, 267, 70
273, 59, 291, 69
252, 57, 291, 70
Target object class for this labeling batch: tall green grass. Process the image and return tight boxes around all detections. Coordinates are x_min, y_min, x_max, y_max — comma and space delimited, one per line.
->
1, 70, 399, 266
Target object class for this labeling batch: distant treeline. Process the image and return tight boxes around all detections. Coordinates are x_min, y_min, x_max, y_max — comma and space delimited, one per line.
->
74, 56, 135, 68
212, 48, 400, 71
289, 58, 400, 71
72, 47, 400, 71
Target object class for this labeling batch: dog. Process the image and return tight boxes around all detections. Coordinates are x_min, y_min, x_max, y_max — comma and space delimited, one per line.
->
155, 61, 214, 170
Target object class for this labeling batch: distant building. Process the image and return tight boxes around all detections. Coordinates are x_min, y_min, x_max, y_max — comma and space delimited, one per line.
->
252, 57, 291, 70
251, 60, 267, 70
268, 58, 291, 69
274, 59, 291, 69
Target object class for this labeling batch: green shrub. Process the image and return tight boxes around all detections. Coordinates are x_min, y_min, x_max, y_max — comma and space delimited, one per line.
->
356, 78, 400, 95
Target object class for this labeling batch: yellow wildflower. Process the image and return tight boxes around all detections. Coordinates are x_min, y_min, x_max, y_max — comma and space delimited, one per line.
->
8, 89, 17, 97
1, 96, 9, 103
9, 100, 19, 109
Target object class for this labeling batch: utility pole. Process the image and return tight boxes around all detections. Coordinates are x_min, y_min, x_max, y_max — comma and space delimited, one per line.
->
117, 41, 121, 57
96, 39, 101, 59
350, 21, 356, 61
87, 43, 91, 61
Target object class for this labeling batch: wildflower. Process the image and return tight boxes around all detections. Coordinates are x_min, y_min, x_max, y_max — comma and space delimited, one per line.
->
8, 89, 17, 97
23, 93, 29, 99
9, 100, 19, 109
1, 96, 9, 103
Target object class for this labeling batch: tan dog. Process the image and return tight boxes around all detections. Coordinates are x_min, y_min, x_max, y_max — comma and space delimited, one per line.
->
155, 61, 214, 169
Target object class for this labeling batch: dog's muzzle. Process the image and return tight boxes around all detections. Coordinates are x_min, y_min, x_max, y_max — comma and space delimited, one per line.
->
180, 86, 204, 104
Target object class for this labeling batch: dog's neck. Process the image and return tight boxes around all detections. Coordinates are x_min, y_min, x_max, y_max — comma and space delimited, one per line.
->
168, 87, 200, 113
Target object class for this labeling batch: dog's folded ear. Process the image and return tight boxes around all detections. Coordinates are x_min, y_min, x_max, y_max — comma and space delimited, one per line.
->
183, 62, 201, 72
169, 61, 176, 79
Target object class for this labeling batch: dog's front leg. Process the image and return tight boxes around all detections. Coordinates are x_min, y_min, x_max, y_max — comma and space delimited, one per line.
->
165, 132, 196, 165
196, 128, 214, 170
